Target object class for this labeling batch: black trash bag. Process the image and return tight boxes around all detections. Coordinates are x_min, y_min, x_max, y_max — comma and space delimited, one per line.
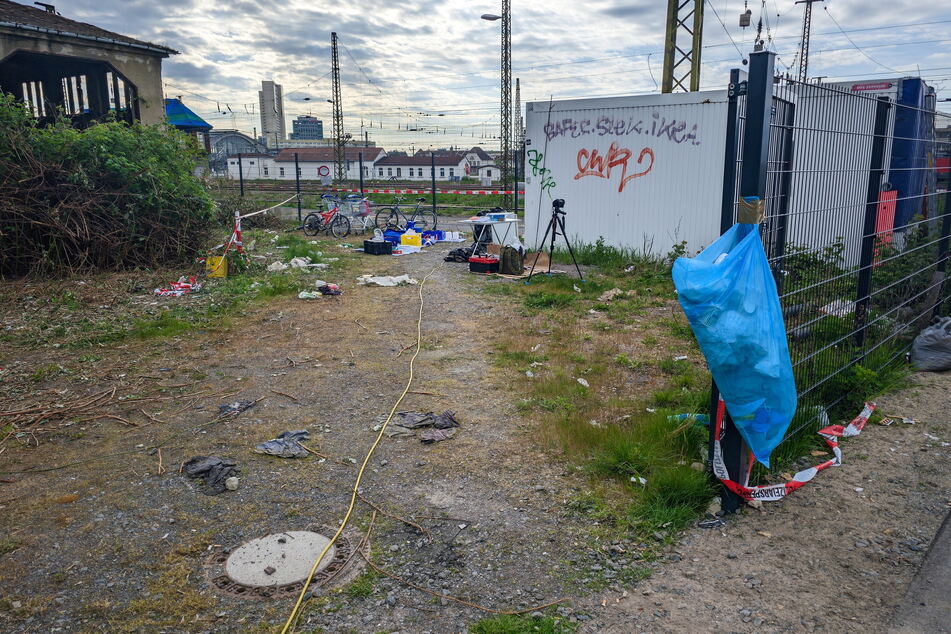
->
910, 317, 951, 371
254, 430, 311, 458
183, 455, 238, 495
445, 247, 473, 263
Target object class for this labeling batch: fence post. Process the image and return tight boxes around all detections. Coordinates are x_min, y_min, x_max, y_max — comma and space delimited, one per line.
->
855, 97, 892, 348
359, 151, 365, 198
513, 150, 519, 214
719, 69, 742, 233
718, 50, 776, 514
294, 152, 302, 224
932, 188, 951, 318
238, 152, 244, 197
431, 152, 437, 215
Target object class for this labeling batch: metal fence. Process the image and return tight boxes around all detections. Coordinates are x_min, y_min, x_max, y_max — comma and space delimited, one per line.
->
716, 51, 951, 506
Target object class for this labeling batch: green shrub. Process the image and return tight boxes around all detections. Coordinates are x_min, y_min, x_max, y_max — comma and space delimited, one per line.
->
0, 94, 215, 276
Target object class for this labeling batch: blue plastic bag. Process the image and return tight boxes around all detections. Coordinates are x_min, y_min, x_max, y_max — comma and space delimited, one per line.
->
672, 223, 797, 467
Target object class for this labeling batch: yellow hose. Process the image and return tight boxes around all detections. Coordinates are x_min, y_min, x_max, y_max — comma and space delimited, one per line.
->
279, 265, 438, 633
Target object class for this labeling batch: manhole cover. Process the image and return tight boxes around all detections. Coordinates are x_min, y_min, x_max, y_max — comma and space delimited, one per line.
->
206, 527, 366, 600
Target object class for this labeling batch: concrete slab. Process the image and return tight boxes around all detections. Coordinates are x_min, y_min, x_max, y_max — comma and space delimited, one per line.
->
890, 510, 951, 633
225, 531, 336, 587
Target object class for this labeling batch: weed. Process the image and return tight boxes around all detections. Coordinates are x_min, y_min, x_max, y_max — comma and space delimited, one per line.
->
658, 357, 689, 375
343, 571, 377, 598
52, 291, 80, 310
29, 363, 68, 382
469, 613, 574, 634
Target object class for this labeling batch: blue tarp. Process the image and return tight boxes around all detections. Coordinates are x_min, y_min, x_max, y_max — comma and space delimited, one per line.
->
164, 98, 212, 131
672, 222, 798, 467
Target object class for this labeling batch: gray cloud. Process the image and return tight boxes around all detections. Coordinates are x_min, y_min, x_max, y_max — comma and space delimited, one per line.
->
37, 0, 951, 149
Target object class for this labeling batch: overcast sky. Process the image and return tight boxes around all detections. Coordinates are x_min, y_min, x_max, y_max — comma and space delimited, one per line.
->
46, 0, 951, 149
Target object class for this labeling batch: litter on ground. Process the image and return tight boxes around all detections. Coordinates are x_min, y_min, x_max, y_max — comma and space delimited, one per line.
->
218, 400, 256, 417
154, 276, 201, 297
183, 455, 239, 495
598, 288, 624, 302
357, 274, 419, 287
254, 430, 311, 458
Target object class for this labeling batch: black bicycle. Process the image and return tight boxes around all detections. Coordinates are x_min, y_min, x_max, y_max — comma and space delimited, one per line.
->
374, 196, 438, 232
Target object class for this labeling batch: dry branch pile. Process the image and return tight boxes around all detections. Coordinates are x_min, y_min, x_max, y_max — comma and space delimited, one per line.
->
0, 95, 216, 277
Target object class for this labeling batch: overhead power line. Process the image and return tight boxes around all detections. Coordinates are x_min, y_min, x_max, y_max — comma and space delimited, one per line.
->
823, 6, 903, 74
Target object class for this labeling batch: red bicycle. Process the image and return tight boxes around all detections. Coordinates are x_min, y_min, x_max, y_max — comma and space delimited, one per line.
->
302, 195, 351, 238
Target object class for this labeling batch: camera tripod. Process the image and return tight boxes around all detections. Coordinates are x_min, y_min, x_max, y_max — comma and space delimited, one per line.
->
526, 199, 584, 282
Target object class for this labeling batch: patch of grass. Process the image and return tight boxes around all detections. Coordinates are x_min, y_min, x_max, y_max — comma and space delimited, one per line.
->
118, 533, 215, 630
658, 357, 689, 375
636, 466, 713, 532
524, 292, 574, 310
469, 613, 575, 634
51, 291, 81, 310
495, 349, 548, 368
343, 571, 377, 598
661, 318, 694, 341
130, 313, 192, 339
29, 363, 68, 382
0, 537, 20, 556
275, 233, 325, 262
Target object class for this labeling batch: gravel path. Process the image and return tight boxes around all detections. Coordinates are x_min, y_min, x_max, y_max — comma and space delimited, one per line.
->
0, 243, 948, 633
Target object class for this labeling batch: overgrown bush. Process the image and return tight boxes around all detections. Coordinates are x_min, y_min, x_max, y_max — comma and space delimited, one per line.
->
0, 95, 215, 276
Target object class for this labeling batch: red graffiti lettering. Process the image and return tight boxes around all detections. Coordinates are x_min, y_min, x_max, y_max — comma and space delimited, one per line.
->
574, 143, 655, 193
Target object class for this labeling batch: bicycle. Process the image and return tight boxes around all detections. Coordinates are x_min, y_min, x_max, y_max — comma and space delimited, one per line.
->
374, 196, 438, 232
341, 194, 376, 234
302, 195, 351, 238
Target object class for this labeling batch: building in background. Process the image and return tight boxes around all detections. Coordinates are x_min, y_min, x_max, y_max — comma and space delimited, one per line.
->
0, 0, 176, 127
291, 115, 323, 140
258, 80, 285, 148
208, 129, 269, 174
373, 154, 468, 182
226, 147, 386, 181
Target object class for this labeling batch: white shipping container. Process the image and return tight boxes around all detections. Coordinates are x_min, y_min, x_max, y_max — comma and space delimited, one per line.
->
523, 90, 730, 255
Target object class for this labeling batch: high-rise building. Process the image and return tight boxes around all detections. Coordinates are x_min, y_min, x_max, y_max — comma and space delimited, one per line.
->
291, 115, 323, 140
258, 80, 285, 148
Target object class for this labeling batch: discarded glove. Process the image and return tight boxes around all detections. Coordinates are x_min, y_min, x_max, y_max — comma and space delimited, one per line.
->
254, 430, 311, 458
183, 455, 238, 495
218, 400, 256, 417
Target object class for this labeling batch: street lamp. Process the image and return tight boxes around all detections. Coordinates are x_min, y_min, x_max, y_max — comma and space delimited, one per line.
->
481, 3, 512, 204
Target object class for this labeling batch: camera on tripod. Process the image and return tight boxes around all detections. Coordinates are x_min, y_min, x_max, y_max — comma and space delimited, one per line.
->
526, 198, 584, 282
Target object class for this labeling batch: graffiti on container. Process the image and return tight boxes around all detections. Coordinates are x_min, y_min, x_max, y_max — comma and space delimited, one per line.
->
544, 112, 700, 146
574, 143, 655, 193
526, 149, 557, 193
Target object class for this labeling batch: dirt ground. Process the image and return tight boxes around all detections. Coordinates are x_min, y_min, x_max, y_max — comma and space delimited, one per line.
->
590, 372, 951, 633
0, 244, 948, 633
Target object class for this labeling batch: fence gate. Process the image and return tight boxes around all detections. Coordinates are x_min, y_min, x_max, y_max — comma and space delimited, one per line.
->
715, 51, 951, 509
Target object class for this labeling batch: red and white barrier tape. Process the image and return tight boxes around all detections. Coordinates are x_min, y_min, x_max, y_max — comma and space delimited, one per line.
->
246, 186, 523, 196
712, 399, 876, 502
